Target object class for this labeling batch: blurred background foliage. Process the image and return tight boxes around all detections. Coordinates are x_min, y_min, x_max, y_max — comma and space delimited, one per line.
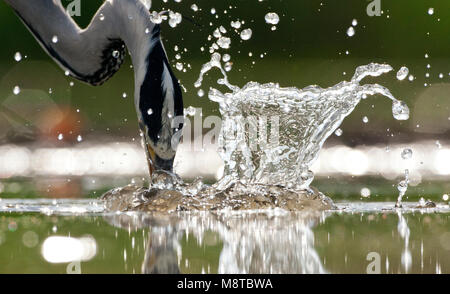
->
0, 0, 449, 145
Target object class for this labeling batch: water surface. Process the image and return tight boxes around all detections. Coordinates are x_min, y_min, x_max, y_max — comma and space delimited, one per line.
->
1, 198, 448, 274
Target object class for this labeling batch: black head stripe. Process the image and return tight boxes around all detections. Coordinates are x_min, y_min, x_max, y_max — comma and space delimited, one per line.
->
139, 40, 183, 143
139, 41, 166, 142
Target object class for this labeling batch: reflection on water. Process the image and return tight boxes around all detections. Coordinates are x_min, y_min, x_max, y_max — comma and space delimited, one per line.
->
397, 211, 412, 273
105, 210, 327, 274
0, 199, 449, 274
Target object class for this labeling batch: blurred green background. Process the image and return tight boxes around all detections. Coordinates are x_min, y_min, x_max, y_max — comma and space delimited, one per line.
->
0, 1, 449, 274
0, 0, 449, 144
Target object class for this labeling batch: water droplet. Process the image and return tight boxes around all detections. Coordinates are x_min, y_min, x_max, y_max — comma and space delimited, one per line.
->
52, 35, 58, 43
14, 52, 22, 62
352, 19, 358, 26
392, 100, 410, 120
222, 54, 231, 62
360, 187, 371, 198
224, 62, 232, 72
122, 92, 127, 98
428, 8, 434, 15
397, 180, 408, 193
191, 4, 198, 12
168, 11, 182, 27
264, 12, 279, 25
210, 8, 216, 14
396, 66, 409, 80
185, 106, 196, 116
197, 89, 204, 97
231, 20, 241, 29
112, 50, 120, 58
443, 194, 449, 201
240, 28, 252, 40
217, 37, 231, 49
99, 13, 105, 21
176, 62, 183, 71
77, 135, 83, 142
13, 86, 20, 95
147, 108, 153, 115
346, 26, 355, 37
362, 116, 369, 123
57, 133, 64, 141
401, 148, 412, 160
150, 11, 165, 24
335, 128, 343, 136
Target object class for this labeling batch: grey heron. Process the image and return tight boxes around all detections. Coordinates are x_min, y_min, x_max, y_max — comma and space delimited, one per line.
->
4, 0, 184, 178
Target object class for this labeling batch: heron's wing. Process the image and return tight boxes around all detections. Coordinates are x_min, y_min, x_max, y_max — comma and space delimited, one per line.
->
4, 0, 151, 86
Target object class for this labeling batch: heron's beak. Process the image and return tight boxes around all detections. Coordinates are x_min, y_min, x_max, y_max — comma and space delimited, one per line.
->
145, 143, 156, 177
143, 134, 175, 182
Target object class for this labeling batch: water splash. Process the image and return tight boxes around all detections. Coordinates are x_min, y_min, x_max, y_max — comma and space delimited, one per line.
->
396, 169, 409, 208
100, 54, 411, 211
197, 54, 409, 191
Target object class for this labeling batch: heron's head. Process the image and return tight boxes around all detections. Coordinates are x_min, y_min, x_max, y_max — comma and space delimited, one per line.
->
138, 37, 184, 175
140, 116, 183, 174
139, 86, 184, 174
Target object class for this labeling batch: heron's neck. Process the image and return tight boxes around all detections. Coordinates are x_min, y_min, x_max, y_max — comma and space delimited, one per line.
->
105, 0, 162, 74
109, 1, 183, 170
